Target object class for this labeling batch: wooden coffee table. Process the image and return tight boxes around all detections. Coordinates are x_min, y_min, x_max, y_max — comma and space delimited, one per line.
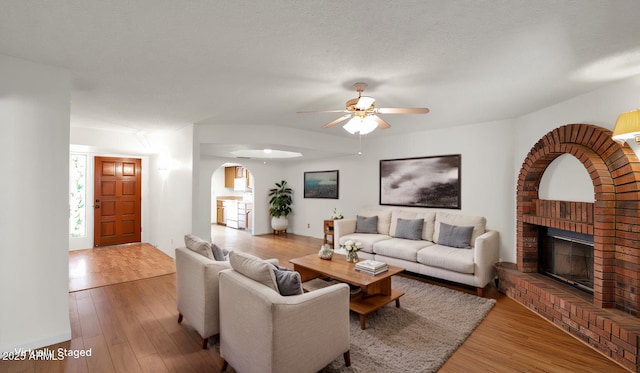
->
290, 253, 405, 329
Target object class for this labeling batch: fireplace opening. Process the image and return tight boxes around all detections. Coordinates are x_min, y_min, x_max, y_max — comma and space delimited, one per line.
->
539, 227, 594, 294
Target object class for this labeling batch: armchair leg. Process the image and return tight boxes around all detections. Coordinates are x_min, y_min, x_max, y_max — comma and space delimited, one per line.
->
177, 313, 183, 323
221, 360, 228, 372
476, 287, 484, 297
202, 337, 208, 349
343, 350, 351, 367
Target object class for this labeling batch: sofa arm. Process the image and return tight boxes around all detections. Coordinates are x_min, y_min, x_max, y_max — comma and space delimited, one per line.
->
473, 230, 500, 288
333, 218, 356, 249
175, 247, 231, 338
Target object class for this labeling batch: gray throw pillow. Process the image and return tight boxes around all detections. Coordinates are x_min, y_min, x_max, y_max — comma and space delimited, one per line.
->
355, 215, 378, 234
271, 264, 303, 296
436, 222, 474, 249
184, 234, 215, 260
395, 218, 424, 240
211, 243, 227, 261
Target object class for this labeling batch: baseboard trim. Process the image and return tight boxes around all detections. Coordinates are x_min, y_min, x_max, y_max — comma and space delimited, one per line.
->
1, 330, 72, 353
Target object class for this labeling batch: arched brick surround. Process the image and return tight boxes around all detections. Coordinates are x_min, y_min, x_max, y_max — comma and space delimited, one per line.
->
517, 123, 640, 315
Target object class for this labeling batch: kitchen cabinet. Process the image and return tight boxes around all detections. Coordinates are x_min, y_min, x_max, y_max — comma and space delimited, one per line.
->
224, 166, 251, 190
224, 167, 236, 188
216, 197, 251, 229
216, 200, 225, 225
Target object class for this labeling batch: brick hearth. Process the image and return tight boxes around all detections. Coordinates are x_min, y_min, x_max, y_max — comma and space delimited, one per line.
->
501, 124, 640, 371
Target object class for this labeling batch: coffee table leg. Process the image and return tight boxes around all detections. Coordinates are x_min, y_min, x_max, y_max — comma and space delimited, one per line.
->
359, 315, 366, 330
396, 298, 400, 308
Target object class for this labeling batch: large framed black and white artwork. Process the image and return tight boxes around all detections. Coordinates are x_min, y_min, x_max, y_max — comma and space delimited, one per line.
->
304, 170, 339, 199
379, 154, 461, 209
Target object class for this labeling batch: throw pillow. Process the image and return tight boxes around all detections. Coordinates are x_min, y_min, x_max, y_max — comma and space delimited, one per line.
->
228, 251, 279, 292
271, 264, 303, 296
355, 215, 378, 234
184, 234, 215, 260
211, 243, 227, 261
395, 218, 425, 240
436, 222, 474, 249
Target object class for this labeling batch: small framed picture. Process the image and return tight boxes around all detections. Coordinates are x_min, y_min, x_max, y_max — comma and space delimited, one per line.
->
304, 170, 339, 199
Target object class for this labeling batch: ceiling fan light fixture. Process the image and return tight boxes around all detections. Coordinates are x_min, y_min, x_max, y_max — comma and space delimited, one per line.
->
343, 116, 361, 134
342, 115, 378, 135
360, 115, 378, 135
299, 81, 429, 134
355, 96, 375, 110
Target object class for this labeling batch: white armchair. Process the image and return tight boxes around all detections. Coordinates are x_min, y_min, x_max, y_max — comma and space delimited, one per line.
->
175, 247, 230, 349
219, 268, 351, 373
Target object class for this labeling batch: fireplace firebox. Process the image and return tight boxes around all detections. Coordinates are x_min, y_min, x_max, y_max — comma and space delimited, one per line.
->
539, 227, 594, 294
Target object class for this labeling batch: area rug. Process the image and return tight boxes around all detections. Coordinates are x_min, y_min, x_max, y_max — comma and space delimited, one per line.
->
320, 276, 496, 373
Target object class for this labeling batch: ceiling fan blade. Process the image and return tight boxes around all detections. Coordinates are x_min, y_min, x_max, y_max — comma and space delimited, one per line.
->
371, 115, 391, 129
297, 109, 350, 114
321, 114, 352, 128
376, 107, 430, 114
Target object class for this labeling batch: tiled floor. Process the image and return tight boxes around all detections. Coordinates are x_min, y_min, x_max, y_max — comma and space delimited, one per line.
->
69, 243, 175, 292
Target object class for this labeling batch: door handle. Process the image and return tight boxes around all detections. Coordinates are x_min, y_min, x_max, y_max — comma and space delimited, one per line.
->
95, 199, 100, 209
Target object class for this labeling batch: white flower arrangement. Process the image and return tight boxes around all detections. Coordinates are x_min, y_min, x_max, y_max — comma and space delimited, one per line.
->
332, 208, 344, 220
343, 240, 363, 253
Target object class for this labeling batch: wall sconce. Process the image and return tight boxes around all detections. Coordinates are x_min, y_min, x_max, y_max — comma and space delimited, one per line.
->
612, 109, 640, 145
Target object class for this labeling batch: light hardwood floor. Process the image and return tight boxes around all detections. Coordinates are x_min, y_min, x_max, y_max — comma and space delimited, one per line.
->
0, 226, 629, 372
69, 243, 176, 292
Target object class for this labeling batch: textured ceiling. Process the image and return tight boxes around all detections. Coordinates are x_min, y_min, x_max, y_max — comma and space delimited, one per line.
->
2, 1, 640, 154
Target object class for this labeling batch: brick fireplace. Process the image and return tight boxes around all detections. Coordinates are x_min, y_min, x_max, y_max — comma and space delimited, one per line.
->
497, 124, 640, 371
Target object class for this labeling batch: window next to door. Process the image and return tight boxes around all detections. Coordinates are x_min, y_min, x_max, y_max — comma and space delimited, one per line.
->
70, 153, 87, 238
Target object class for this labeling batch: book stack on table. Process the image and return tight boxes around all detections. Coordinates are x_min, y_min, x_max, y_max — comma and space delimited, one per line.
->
355, 260, 389, 275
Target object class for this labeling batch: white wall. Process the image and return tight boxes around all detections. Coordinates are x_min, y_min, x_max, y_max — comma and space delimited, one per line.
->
146, 125, 194, 256
281, 119, 515, 260
539, 154, 595, 202
192, 124, 355, 239
0, 54, 71, 351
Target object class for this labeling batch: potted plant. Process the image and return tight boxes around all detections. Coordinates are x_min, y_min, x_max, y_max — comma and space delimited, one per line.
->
268, 180, 292, 231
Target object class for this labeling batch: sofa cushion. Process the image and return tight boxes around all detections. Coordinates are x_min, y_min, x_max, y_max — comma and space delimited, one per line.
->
338, 233, 391, 253
433, 212, 486, 247
211, 243, 230, 261
436, 222, 474, 249
271, 264, 303, 296
184, 234, 215, 260
356, 215, 378, 234
358, 207, 392, 235
394, 218, 424, 240
229, 251, 279, 292
373, 238, 434, 262
389, 210, 436, 241
417, 245, 475, 274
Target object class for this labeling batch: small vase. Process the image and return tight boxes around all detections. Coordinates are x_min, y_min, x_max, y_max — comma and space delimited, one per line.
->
318, 244, 334, 260
346, 251, 358, 263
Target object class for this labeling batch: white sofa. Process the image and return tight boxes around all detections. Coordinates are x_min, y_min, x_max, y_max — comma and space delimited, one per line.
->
334, 206, 499, 296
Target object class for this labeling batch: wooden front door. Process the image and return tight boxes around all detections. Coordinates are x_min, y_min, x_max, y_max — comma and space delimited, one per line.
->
94, 157, 142, 247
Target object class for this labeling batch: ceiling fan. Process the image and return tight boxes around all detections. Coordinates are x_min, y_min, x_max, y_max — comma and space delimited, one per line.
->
298, 82, 429, 135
